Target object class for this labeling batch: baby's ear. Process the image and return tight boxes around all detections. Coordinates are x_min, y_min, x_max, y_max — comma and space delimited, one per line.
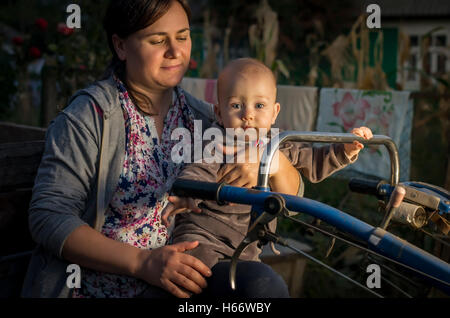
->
271, 102, 281, 124
214, 104, 223, 125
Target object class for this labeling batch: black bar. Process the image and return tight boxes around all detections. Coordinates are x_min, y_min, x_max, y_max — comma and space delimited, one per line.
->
172, 179, 224, 203
348, 178, 385, 198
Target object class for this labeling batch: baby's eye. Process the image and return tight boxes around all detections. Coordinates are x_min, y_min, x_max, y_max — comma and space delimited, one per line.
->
231, 103, 241, 109
255, 103, 265, 109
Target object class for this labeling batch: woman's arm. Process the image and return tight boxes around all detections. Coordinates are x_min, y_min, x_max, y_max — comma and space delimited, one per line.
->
62, 225, 142, 278
62, 225, 211, 298
28, 106, 99, 258
31, 96, 210, 298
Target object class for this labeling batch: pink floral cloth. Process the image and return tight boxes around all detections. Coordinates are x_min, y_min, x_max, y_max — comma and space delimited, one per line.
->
73, 76, 195, 298
317, 88, 412, 181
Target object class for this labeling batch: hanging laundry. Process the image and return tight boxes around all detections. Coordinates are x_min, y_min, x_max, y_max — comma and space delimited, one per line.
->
274, 85, 318, 132
180, 77, 218, 104
316, 88, 413, 181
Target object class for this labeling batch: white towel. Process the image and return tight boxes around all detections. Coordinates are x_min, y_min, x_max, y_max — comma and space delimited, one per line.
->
316, 88, 413, 181
180, 77, 218, 104
274, 85, 318, 131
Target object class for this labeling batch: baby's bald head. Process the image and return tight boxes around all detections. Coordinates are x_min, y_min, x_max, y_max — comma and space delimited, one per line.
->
217, 58, 277, 105
214, 58, 281, 132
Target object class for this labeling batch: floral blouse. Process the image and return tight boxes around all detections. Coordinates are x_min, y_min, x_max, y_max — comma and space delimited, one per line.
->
73, 76, 195, 298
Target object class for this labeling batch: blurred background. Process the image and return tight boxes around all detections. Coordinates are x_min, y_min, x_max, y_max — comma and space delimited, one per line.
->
0, 0, 449, 297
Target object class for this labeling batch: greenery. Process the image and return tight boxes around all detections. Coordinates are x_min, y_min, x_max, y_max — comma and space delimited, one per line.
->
0, 0, 110, 126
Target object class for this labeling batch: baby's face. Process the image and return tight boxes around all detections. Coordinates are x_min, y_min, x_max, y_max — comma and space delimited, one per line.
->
216, 72, 280, 135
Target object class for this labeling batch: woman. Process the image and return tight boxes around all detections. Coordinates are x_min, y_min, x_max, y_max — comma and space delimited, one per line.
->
22, 0, 295, 298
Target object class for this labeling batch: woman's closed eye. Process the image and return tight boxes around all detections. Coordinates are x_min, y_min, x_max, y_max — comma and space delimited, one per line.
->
150, 38, 165, 45
150, 38, 187, 45
177, 29, 190, 41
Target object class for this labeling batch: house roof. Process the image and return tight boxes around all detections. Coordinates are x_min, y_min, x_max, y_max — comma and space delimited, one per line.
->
357, 0, 450, 18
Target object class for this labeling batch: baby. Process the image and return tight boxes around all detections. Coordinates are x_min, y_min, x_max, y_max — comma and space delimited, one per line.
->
162, 58, 372, 269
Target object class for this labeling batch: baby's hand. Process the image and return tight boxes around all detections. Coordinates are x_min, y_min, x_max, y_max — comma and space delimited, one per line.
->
344, 126, 373, 159
161, 196, 201, 227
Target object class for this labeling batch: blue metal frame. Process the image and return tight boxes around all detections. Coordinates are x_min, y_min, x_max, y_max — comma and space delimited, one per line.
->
378, 182, 450, 215
218, 185, 450, 294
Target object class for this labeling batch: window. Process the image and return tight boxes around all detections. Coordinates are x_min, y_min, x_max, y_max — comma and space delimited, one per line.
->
410, 35, 418, 47
436, 54, 447, 76
407, 54, 417, 81
404, 31, 449, 90
435, 35, 446, 47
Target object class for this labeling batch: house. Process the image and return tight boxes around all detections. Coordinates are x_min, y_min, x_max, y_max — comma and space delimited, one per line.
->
357, 0, 450, 91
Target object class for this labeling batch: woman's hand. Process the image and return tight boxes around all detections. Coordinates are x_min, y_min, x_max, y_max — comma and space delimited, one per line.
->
217, 161, 259, 188
216, 143, 260, 188
135, 241, 212, 298
62, 226, 211, 298
161, 196, 201, 227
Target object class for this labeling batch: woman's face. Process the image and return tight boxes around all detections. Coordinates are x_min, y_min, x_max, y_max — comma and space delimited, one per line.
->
115, 1, 191, 91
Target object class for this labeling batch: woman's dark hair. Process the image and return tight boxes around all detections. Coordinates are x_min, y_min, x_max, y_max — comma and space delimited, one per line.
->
102, 0, 191, 114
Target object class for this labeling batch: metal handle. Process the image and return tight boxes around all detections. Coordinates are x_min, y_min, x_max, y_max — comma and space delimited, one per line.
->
257, 131, 400, 188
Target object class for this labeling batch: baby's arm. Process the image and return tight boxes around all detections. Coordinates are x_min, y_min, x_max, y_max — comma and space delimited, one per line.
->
269, 151, 300, 195
280, 126, 373, 183
279, 142, 348, 183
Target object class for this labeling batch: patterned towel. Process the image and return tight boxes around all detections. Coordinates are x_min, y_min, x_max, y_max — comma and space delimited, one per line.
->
316, 88, 413, 181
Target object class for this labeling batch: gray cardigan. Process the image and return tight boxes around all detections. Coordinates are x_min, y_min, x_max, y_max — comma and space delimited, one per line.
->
21, 75, 215, 298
